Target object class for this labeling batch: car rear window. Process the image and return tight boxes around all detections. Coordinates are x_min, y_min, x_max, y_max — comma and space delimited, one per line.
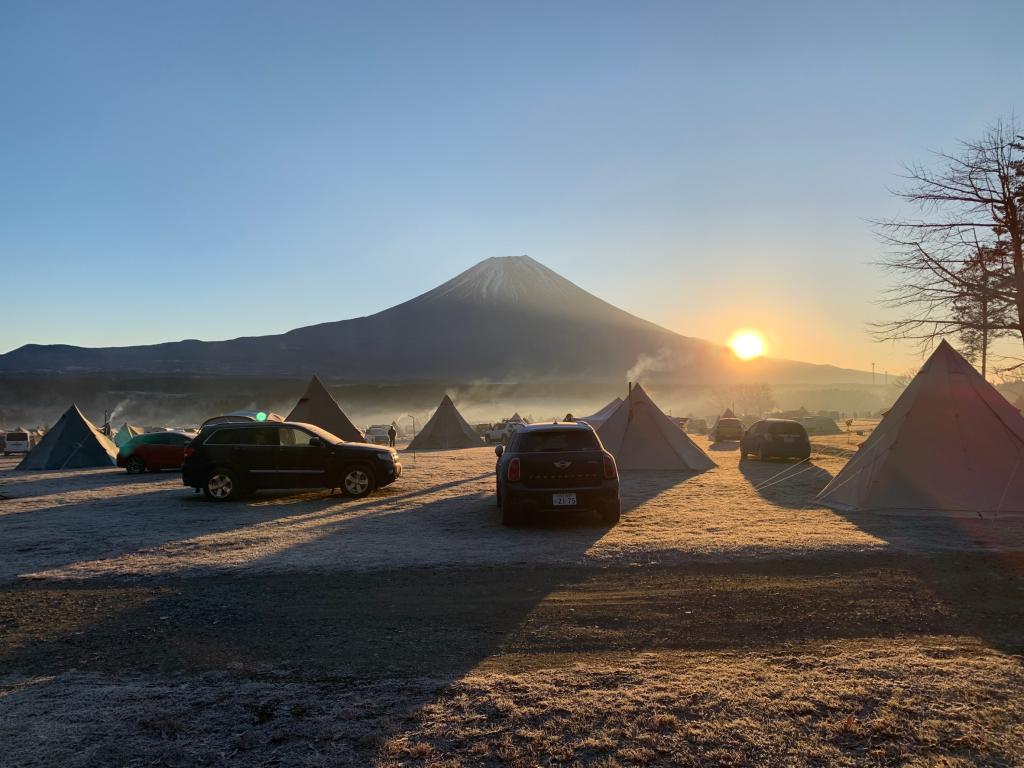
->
6, 432, 28, 441
516, 430, 599, 452
768, 421, 806, 436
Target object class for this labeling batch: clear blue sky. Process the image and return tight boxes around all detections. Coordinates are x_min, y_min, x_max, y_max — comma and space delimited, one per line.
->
2, 0, 1020, 372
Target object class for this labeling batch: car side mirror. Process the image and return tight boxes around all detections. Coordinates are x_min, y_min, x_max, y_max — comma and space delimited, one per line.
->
309, 437, 324, 447
494, 444, 504, 457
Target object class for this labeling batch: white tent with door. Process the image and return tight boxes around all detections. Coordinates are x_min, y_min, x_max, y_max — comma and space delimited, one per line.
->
816, 340, 1024, 514
597, 385, 715, 471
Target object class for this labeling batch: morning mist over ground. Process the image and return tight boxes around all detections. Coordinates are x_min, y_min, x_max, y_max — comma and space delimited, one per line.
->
3, 2, 1024, 767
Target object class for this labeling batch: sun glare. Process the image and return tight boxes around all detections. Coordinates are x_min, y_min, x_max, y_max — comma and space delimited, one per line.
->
728, 330, 766, 361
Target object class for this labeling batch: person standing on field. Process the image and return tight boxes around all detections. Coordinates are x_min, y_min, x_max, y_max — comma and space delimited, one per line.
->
387, 423, 397, 447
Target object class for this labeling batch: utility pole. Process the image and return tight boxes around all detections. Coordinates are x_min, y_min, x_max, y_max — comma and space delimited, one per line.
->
871, 363, 875, 386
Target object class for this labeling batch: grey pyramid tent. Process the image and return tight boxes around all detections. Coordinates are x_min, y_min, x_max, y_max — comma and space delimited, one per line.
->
287, 375, 365, 442
816, 340, 1024, 515
406, 395, 483, 450
17, 404, 118, 470
579, 398, 623, 429
114, 422, 144, 447
597, 385, 715, 471
720, 408, 736, 419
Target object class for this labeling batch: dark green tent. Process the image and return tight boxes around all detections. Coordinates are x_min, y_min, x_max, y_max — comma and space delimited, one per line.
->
17, 404, 118, 470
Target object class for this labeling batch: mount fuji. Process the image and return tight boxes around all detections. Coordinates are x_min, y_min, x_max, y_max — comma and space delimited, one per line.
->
0, 256, 869, 386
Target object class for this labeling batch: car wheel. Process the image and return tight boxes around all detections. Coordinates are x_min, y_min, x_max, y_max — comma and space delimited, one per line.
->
602, 502, 621, 526
500, 496, 523, 526
204, 469, 239, 501
126, 456, 146, 474
341, 465, 375, 498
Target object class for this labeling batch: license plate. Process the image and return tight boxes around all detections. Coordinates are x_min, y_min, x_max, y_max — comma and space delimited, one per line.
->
782, 436, 795, 443
552, 493, 577, 507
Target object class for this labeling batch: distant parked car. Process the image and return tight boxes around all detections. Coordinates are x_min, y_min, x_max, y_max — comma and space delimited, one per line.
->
364, 425, 391, 445
494, 421, 620, 526
182, 421, 401, 501
117, 432, 194, 474
740, 419, 810, 461
710, 417, 744, 442
2, 429, 33, 456
685, 418, 708, 435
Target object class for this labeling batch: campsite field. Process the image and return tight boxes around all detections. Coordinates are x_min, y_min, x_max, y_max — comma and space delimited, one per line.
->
2, 439, 1023, 766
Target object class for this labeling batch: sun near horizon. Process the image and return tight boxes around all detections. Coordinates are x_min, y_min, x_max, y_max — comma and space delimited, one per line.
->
728, 329, 767, 360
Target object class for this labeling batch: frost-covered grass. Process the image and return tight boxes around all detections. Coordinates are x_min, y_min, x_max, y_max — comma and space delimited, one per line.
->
3, 640, 1022, 767
2, 439, 1023, 583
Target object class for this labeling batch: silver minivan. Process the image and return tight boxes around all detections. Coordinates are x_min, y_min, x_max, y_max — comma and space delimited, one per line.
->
3, 430, 33, 456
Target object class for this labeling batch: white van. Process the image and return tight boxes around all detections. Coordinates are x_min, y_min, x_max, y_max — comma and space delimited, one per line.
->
3, 430, 33, 456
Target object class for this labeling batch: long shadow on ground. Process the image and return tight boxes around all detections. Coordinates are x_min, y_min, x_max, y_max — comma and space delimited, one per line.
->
738, 456, 834, 510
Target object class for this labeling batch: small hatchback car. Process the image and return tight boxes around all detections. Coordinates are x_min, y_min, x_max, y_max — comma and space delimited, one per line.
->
117, 431, 194, 474
710, 417, 745, 442
494, 421, 620, 526
740, 419, 811, 461
182, 421, 401, 501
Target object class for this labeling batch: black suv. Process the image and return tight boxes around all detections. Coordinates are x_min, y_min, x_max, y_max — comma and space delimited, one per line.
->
183, 421, 401, 501
740, 418, 811, 461
494, 422, 620, 526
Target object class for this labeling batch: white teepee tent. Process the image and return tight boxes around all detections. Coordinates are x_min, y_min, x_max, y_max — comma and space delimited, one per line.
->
597, 384, 715, 471
406, 394, 483, 450
287, 375, 365, 442
816, 340, 1024, 514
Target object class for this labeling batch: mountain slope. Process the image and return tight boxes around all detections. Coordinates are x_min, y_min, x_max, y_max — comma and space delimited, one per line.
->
0, 256, 870, 385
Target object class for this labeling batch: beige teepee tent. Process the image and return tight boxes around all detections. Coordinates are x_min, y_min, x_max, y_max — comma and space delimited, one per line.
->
407, 395, 482, 450
816, 340, 1024, 515
597, 384, 715, 471
287, 375, 365, 442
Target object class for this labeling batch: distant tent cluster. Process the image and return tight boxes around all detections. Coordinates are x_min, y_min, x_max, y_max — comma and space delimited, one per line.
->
17, 405, 117, 470
596, 384, 715, 472
407, 395, 483, 450
816, 340, 1024, 515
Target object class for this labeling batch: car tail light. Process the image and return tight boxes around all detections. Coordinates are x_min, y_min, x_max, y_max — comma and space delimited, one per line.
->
183, 447, 196, 460
602, 454, 616, 479
507, 457, 521, 482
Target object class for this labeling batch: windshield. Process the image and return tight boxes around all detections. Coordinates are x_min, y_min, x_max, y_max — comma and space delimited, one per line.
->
6, 432, 28, 441
516, 430, 599, 452
290, 422, 346, 445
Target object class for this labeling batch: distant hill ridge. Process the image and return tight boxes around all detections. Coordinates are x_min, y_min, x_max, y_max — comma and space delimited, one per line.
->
0, 255, 870, 386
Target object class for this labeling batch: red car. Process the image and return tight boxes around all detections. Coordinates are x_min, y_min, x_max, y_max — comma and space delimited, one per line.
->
117, 432, 194, 474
